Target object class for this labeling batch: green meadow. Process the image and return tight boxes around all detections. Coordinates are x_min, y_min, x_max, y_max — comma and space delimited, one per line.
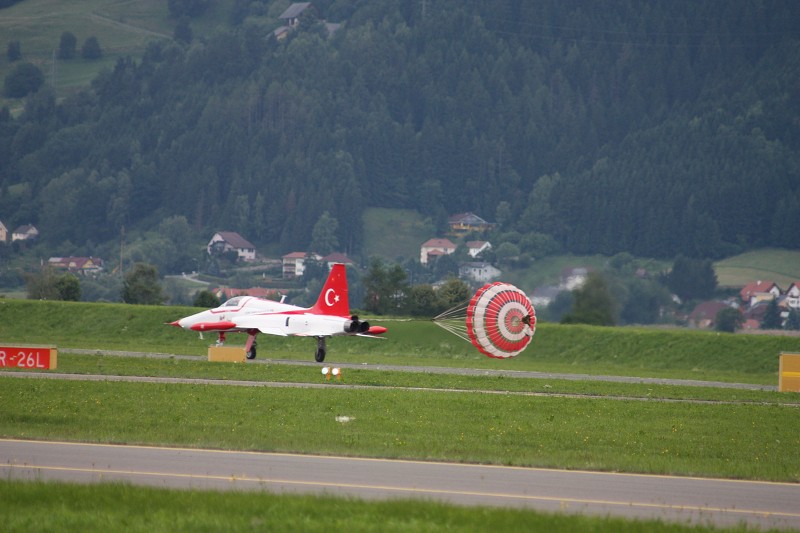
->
0, 480, 762, 533
2, 299, 798, 384
2, 299, 799, 531
714, 248, 800, 288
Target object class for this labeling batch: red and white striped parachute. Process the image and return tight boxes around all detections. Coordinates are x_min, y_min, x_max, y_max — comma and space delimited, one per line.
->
433, 282, 535, 359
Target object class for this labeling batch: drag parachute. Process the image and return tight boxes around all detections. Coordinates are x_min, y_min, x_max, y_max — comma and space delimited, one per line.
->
433, 282, 536, 359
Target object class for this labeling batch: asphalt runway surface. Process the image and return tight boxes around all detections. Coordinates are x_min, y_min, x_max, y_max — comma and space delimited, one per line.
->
2, 439, 799, 530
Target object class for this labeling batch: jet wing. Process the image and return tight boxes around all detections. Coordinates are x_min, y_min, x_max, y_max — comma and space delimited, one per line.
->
230, 315, 288, 336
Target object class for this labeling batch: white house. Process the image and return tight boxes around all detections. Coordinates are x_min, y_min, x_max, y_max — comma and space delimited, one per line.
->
207, 231, 256, 261
420, 238, 456, 265
282, 251, 322, 278
530, 286, 562, 308
322, 252, 355, 270
12, 224, 38, 241
739, 280, 781, 307
560, 267, 589, 291
466, 240, 491, 258
784, 282, 800, 311
279, 2, 315, 28
459, 262, 501, 283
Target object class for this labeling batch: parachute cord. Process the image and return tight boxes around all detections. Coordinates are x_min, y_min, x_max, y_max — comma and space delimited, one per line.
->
431, 319, 471, 343
432, 301, 470, 322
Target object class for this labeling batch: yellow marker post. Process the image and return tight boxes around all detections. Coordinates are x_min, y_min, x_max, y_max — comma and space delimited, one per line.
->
207, 346, 246, 363
778, 353, 800, 392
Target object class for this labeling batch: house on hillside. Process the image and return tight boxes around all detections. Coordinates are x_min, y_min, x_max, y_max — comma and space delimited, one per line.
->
459, 262, 501, 283
322, 253, 355, 270
688, 300, 731, 329
279, 2, 316, 29
12, 224, 38, 241
213, 287, 280, 301
560, 267, 590, 291
743, 301, 772, 329
48, 256, 104, 275
282, 251, 322, 278
466, 240, 491, 258
447, 213, 493, 236
739, 280, 781, 307
0, 221, 8, 243
420, 238, 456, 265
530, 286, 562, 308
785, 282, 800, 311
207, 231, 256, 261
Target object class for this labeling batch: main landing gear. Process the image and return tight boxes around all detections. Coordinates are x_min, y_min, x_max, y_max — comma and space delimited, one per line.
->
315, 336, 327, 362
246, 341, 257, 360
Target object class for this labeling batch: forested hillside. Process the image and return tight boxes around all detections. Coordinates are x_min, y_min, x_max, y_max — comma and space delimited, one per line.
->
1, 0, 798, 267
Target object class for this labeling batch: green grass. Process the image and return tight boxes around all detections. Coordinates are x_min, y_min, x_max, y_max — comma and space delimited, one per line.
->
0, 480, 752, 533
2, 374, 799, 481
362, 208, 436, 261
714, 248, 800, 288
0, 0, 172, 104
15, 352, 795, 404
2, 299, 799, 530
2, 299, 799, 384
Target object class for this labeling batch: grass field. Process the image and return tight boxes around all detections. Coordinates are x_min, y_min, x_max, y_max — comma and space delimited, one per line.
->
714, 248, 800, 288
3, 358, 800, 483
362, 208, 437, 261
0, 0, 172, 107
2, 299, 800, 530
1, 480, 757, 533
3, 298, 799, 384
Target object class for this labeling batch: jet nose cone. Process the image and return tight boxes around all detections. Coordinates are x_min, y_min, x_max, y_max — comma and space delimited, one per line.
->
167, 320, 183, 328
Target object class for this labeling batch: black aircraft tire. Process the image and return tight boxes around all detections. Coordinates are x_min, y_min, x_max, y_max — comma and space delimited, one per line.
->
315, 348, 326, 363
246, 346, 257, 360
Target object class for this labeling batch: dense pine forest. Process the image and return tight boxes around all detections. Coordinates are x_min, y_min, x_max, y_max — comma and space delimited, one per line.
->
1, 0, 799, 268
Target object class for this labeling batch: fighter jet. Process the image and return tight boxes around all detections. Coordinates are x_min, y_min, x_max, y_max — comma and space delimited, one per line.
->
169, 263, 386, 362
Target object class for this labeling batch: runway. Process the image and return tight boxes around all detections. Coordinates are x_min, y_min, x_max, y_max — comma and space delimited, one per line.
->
2, 439, 799, 530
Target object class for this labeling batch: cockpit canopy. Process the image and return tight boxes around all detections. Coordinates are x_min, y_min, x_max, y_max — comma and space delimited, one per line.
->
222, 297, 244, 307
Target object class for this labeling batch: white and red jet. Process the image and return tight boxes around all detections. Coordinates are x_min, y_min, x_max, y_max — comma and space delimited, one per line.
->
169, 263, 386, 362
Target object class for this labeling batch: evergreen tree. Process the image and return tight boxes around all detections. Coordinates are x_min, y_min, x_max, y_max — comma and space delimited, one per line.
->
58, 31, 77, 59
7, 40, 21, 62
786, 309, 800, 331
309, 211, 339, 256
81, 36, 102, 60
174, 17, 193, 44
3, 62, 44, 97
666, 256, 718, 301
362, 258, 408, 315
761, 299, 783, 329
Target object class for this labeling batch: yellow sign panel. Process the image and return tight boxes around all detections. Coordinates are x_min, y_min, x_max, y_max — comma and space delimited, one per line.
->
778, 353, 800, 392
207, 346, 246, 363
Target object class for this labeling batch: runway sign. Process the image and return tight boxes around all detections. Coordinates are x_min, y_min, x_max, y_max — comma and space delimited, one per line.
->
778, 353, 800, 392
0, 345, 57, 370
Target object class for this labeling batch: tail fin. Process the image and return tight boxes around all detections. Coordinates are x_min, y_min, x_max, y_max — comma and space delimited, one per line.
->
309, 263, 350, 316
